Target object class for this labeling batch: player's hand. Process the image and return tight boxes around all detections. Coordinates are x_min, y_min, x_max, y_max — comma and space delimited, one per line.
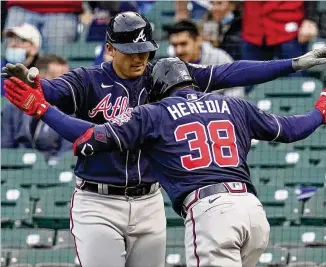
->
1, 63, 39, 87
4, 77, 49, 119
315, 89, 326, 124
292, 47, 326, 71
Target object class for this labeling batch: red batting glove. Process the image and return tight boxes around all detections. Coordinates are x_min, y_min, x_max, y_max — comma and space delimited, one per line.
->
4, 77, 49, 119
315, 88, 326, 124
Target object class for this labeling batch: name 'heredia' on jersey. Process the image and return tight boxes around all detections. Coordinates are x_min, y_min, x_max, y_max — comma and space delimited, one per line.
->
167, 98, 231, 120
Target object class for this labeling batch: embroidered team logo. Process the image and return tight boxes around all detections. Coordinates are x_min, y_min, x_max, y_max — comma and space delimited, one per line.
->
88, 94, 129, 120
109, 108, 133, 126
133, 29, 146, 43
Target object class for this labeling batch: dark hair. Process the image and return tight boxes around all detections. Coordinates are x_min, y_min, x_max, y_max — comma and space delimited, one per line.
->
164, 20, 199, 39
35, 54, 68, 72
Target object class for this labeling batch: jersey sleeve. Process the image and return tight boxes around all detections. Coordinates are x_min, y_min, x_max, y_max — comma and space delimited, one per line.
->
244, 100, 323, 142
187, 59, 294, 93
41, 67, 89, 114
104, 105, 160, 151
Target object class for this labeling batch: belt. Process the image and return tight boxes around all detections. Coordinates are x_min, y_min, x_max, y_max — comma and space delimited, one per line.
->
182, 182, 255, 213
77, 180, 160, 197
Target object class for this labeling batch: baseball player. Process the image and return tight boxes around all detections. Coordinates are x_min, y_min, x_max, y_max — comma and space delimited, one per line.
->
4, 57, 326, 267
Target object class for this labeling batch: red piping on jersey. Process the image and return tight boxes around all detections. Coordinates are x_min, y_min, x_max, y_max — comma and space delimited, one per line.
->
190, 208, 200, 267
70, 190, 83, 267
185, 189, 199, 211
73, 128, 94, 156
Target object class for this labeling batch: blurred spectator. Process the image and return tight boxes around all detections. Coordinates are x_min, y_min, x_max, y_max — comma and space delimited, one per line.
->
207, 1, 242, 60
4, 1, 83, 53
241, 1, 318, 62
165, 20, 244, 97
84, 1, 155, 42
306, 1, 326, 39
1, 55, 72, 163
93, 44, 113, 65
1, 1, 7, 34
175, 0, 211, 21
1, 23, 42, 95
174, 1, 242, 60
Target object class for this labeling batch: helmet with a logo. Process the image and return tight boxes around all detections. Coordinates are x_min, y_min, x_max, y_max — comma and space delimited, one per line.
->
106, 11, 159, 59
149, 57, 196, 101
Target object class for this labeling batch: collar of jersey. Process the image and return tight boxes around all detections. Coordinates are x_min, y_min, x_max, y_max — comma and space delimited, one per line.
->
171, 88, 199, 98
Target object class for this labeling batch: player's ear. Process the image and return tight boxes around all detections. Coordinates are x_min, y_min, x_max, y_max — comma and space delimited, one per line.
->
106, 43, 116, 58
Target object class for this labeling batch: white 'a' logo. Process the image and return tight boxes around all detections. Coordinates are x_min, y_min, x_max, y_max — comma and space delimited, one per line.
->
133, 29, 146, 43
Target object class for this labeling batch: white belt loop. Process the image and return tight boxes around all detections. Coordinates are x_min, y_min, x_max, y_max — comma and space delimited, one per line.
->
102, 184, 109, 195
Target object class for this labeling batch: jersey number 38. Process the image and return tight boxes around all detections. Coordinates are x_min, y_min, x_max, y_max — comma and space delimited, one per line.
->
174, 120, 239, 170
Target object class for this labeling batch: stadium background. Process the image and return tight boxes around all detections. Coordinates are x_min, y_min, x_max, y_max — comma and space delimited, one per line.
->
1, 1, 326, 267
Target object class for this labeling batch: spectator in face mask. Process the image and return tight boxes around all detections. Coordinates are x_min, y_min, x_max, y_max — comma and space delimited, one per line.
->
1, 23, 42, 95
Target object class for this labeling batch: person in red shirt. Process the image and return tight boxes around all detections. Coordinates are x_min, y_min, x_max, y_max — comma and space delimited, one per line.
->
4, 1, 83, 53
241, 1, 318, 66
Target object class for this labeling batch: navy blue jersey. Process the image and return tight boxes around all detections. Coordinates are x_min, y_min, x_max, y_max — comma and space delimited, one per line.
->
40, 60, 294, 184
100, 88, 322, 214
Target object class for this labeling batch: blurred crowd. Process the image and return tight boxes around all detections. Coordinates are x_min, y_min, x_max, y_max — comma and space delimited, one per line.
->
1, 0, 326, 162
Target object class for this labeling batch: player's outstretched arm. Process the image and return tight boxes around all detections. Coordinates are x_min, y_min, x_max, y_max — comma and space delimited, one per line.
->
245, 90, 326, 143
4, 76, 155, 156
189, 47, 326, 92
2, 64, 84, 114
4, 77, 95, 143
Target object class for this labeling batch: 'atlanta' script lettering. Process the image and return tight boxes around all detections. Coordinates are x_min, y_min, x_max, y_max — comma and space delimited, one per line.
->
88, 94, 129, 120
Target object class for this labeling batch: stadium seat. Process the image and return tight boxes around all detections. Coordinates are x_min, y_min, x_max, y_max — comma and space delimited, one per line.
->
300, 150, 326, 168
294, 127, 326, 150
161, 189, 172, 206
255, 97, 316, 116
262, 206, 287, 226
1, 249, 8, 267
269, 226, 326, 248
51, 152, 76, 170
167, 227, 185, 247
257, 185, 291, 206
69, 60, 94, 70
248, 77, 323, 100
250, 168, 288, 187
33, 201, 70, 230
283, 168, 326, 188
288, 248, 326, 265
166, 247, 186, 267
55, 230, 74, 248
257, 186, 302, 225
155, 40, 169, 59
1, 186, 33, 228
301, 188, 326, 226
257, 246, 288, 267
248, 149, 301, 168
145, 1, 175, 41
3, 169, 75, 190
1, 228, 55, 249
1, 149, 46, 170
8, 248, 79, 267
165, 206, 183, 227
51, 42, 101, 61
35, 263, 75, 267
287, 262, 319, 267
32, 186, 74, 229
